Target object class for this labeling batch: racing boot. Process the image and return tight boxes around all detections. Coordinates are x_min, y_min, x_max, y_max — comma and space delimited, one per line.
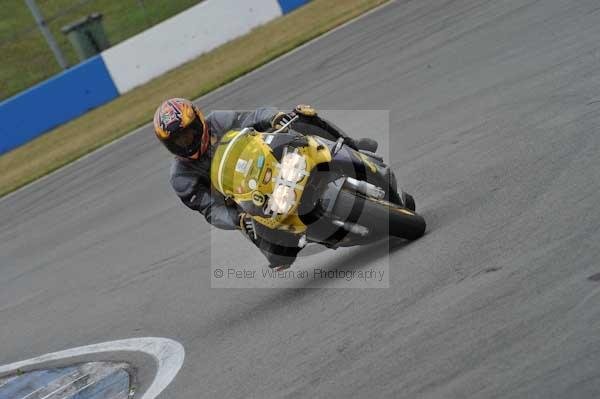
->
400, 191, 416, 211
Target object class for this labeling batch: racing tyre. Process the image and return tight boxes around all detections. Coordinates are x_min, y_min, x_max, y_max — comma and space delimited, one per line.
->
334, 189, 426, 241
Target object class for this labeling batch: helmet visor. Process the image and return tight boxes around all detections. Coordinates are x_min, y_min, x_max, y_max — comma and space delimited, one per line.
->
166, 118, 204, 157
174, 126, 197, 147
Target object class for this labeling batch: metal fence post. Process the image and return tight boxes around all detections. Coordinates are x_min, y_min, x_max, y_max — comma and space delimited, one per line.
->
135, 0, 150, 27
24, 0, 68, 69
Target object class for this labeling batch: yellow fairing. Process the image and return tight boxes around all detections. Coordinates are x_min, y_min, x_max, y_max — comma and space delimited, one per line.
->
210, 130, 331, 232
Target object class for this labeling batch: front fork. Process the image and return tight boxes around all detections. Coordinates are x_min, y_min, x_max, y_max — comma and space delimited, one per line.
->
306, 176, 384, 245
330, 140, 401, 203
303, 140, 401, 246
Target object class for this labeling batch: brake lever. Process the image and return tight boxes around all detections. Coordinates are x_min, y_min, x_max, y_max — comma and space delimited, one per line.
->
272, 115, 299, 134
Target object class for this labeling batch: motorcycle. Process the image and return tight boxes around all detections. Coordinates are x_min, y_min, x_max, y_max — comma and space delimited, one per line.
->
209, 117, 426, 254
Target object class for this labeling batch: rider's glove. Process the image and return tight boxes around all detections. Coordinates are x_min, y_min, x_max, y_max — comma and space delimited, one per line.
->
239, 212, 258, 241
294, 104, 317, 117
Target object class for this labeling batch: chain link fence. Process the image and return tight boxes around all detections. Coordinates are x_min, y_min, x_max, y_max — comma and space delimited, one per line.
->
0, 0, 201, 101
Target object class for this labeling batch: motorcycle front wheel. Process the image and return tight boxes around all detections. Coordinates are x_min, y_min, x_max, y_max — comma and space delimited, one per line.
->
334, 189, 426, 241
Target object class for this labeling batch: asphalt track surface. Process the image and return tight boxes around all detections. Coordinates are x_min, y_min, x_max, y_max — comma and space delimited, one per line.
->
2, 0, 600, 397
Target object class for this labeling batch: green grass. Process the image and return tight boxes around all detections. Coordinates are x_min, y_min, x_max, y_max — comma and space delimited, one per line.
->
0, 0, 200, 100
0, 0, 389, 198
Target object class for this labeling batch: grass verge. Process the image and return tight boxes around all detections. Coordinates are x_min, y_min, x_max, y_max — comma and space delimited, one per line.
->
1, 0, 200, 99
0, 0, 388, 198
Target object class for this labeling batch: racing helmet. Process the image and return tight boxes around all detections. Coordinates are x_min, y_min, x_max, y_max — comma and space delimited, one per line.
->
153, 98, 209, 158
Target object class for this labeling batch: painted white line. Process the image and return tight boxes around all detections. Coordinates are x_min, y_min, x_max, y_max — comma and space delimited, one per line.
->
0, 0, 393, 204
20, 386, 44, 399
18, 369, 80, 399
0, 337, 185, 399
38, 373, 89, 399
54, 376, 97, 399
0, 375, 16, 389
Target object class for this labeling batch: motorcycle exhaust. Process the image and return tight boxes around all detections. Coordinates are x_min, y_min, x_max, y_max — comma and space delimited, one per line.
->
343, 177, 385, 200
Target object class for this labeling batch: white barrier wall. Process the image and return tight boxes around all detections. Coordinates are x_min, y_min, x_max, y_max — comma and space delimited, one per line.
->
102, 0, 283, 94
0, 0, 311, 154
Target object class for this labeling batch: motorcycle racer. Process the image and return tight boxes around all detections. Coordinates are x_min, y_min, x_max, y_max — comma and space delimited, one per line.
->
153, 98, 378, 270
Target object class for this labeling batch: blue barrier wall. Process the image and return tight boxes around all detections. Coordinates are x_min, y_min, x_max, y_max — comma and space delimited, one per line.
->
277, 0, 310, 14
0, 55, 118, 155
